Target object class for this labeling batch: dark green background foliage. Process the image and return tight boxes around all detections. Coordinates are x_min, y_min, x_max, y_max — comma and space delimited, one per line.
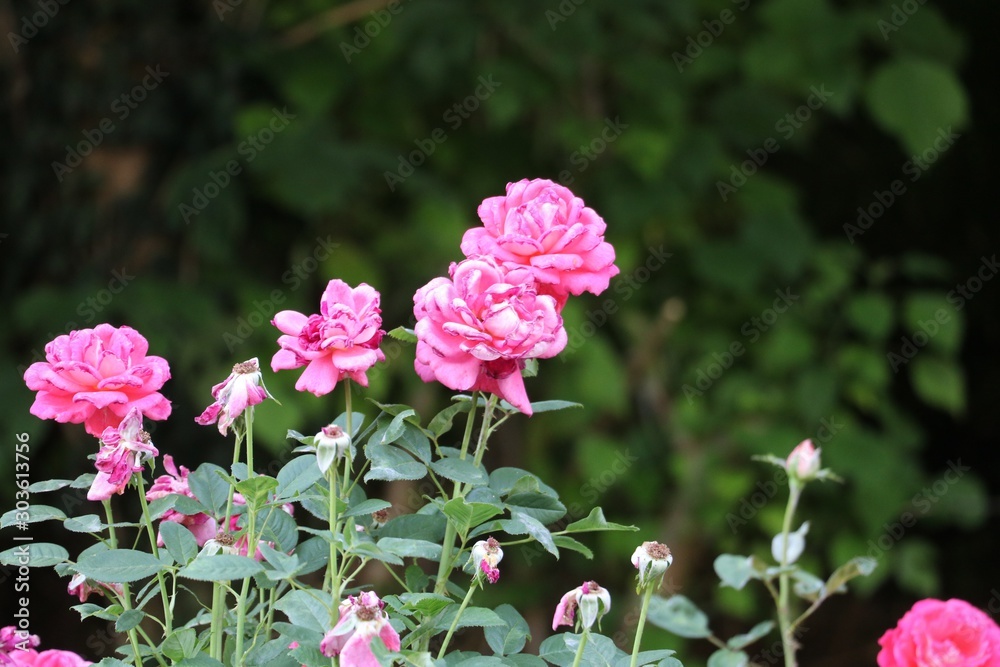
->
1, 0, 996, 663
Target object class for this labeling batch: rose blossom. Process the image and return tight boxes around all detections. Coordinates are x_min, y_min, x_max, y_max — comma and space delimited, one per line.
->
271, 280, 386, 396
195, 358, 271, 435
66, 573, 124, 603
413, 256, 567, 415
320, 591, 400, 667
461, 178, 619, 304
0, 627, 39, 666
87, 407, 159, 501
145, 455, 217, 546
23, 324, 171, 437
7, 650, 91, 667
877, 598, 1000, 667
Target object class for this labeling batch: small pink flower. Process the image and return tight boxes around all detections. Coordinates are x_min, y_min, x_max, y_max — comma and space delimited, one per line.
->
195, 358, 272, 435
552, 581, 611, 632
470, 537, 503, 584
786, 439, 821, 481
67, 573, 124, 603
226, 499, 294, 561
7, 650, 91, 667
877, 598, 1000, 667
87, 407, 159, 501
413, 256, 567, 415
320, 592, 400, 666
145, 455, 218, 546
271, 280, 386, 396
462, 178, 619, 305
0, 627, 39, 666
23, 324, 171, 437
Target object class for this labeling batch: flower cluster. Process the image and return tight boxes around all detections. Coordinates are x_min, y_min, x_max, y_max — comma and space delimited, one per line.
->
414, 178, 618, 414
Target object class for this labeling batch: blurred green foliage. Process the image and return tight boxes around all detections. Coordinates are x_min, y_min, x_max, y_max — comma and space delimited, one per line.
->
0, 0, 988, 662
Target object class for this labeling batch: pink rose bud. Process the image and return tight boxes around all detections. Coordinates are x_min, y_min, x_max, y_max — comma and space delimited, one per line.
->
315, 423, 352, 474
786, 439, 821, 481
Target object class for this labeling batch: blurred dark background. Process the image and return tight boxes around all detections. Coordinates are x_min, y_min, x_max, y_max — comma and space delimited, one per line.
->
1, 0, 997, 664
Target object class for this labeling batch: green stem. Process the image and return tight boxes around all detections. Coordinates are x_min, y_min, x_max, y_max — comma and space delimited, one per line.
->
327, 464, 339, 603
629, 585, 655, 667
233, 412, 257, 664
777, 482, 802, 667
223, 431, 244, 530
245, 409, 255, 478
136, 473, 173, 634
103, 500, 145, 666
437, 582, 477, 659
571, 629, 590, 667
210, 582, 225, 661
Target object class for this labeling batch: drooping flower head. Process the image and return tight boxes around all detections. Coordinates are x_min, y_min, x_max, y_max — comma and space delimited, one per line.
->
877, 598, 1000, 667
314, 423, 352, 474
786, 439, 821, 482
195, 358, 272, 436
470, 537, 504, 584
552, 581, 611, 632
23, 324, 171, 436
320, 591, 400, 667
145, 455, 217, 546
413, 256, 567, 415
631, 541, 673, 591
87, 407, 159, 501
271, 280, 386, 396
67, 573, 125, 603
462, 178, 619, 305
0, 627, 39, 666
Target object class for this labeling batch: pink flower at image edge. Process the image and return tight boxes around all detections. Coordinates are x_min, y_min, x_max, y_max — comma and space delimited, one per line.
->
23, 324, 171, 437
6, 650, 91, 667
271, 280, 386, 396
462, 178, 619, 303
877, 598, 1000, 667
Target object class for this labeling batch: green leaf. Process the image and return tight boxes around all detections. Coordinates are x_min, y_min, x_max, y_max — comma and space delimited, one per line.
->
178, 554, 264, 581
344, 498, 392, 518
522, 400, 583, 414
258, 543, 303, 580
364, 443, 427, 482
441, 498, 504, 539
505, 493, 566, 525
726, 621, 775, 650
27, 479, 73, 493
377, 537, 442, 562
275, 455, 323, 500
485, 604, 531, 657
64, 514, 103, 533
188, 463, 230, 514
159, 521, 199, 566
430, 458, 488, 487
399, 592, 453, 617
910, 356, 966, 415
76, 549, 164, 583
903, 292, 963, 354
380, 409, 417, 445
489, 468, 558, 498
714, 554, 756, 590
433, 605, 505, 631
824, 556, 877, 595
552, 535, 593, 559
115, 609, 144, 633
235, 476, 279, 509
1, 504, 66, 529
387, 326, 417, 343
147, 494, 208, 520
93, 660, 131, 667
646, 595, 712, 639
865, 56, 967, 155
428, 402, 472, 439
0, 542, 69, 567
707, 649, 749, 667
275, 589, 330, 633
160, 628, 199, 661
509, 510, 557, 557
845, 292, 894, 340
563, 507, 638, 534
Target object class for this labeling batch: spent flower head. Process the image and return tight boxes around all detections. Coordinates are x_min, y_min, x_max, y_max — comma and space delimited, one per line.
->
470, 537, 504, 584
631, 541, 673, 591
195, 357, 272, 436
552, 581, 611, 632
315, 423, 352, 474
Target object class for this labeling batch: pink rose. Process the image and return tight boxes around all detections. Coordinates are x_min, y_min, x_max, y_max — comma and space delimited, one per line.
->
786, 439, 821, 481
0, 627, 39, 666
146, 455, 217, 546
195, 358, 271, 435
271, 280, 386, 396
878, 598, 1000, 667
413, 256, 567, 415
87, 407, 159, 501
7, 650, 91, 667
320, 592, 400, 667
462, 178, 619, 304
23, 324, 171, 437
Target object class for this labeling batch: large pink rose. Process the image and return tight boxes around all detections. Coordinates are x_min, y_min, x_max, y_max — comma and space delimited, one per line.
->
461, 178, 619, 304
23, 324, 171, 437
8, 650, 91, 667
271, 280, 386, 396
413, 256, 567, 415
877, 598, 1000, 667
